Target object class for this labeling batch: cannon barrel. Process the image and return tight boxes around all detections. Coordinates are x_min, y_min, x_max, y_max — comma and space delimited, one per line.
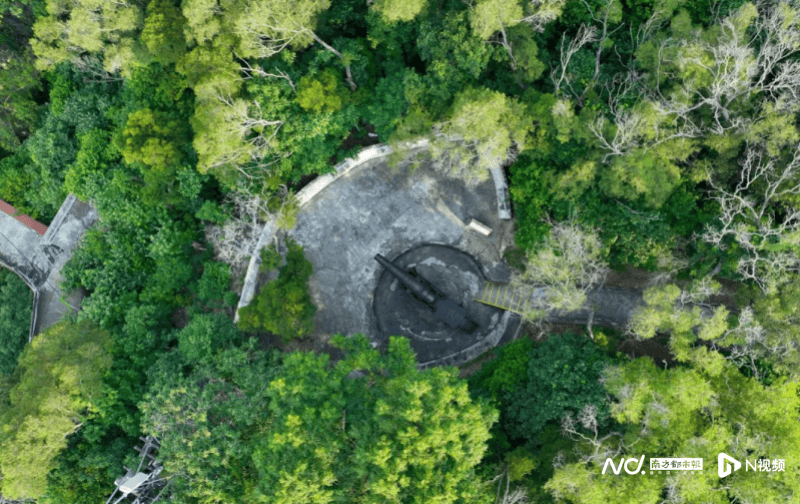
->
375, 254, 479, 332
374, 254, 438, 306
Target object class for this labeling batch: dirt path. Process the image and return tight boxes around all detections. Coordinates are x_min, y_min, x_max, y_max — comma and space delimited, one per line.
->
458, 266, 746, 378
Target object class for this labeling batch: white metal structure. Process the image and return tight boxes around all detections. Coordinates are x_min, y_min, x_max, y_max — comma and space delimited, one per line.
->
105, 436, 170, 504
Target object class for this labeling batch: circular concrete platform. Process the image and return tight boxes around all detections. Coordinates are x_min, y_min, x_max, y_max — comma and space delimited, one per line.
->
374, 244, 509, 364
287, 154, 520, 368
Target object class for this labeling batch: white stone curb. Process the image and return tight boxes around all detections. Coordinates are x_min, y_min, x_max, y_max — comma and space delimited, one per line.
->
234, 218, 276, 324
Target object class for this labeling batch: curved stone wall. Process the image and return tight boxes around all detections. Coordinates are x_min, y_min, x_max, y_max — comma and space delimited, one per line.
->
235, 139, 514, 322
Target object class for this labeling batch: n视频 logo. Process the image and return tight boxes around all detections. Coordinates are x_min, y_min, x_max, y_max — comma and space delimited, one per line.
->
718, 453, 742, 478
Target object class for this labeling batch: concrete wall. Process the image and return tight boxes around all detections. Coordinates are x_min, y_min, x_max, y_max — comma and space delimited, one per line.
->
234, 218, 276, 324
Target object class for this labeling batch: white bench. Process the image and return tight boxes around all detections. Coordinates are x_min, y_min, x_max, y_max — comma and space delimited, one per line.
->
467, 219, 492, 236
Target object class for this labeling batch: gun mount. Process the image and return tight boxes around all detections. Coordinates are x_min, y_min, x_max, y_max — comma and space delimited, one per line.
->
375, 254, 479, 333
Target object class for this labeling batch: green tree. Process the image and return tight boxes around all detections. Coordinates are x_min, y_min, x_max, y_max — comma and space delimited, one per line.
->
242, 74, 358, 185
430, 87, 530, 187
141, 0, 187, 65
63, 128, 117, 202
232, 0, 357, 90
470, 0, 523, 40
43, 430, 135, 504
503, 333, 610, 444
626, 279, 769, 377
117, 108, 187, 172
236, 237, 316, 341
504, 24, 546, 82
559, 189, 681, 270
0, 148, 37, 219
597, 147, 683, 208
0, 49, 42, 151
141, 343, 279, 504
180, 0, 231, 47
63, 162, 203, 333
249, 334, 497, 504
190, 81, 286, 187
0, 268, 32, 376
194, 200, 230, 225
467, 0, 551, 84
0, 319, 112, 500
371, 0, 428, 23
116, 107, 190, 204
258, 243, 282, 273
508, 152, 552, 249
510, 219, 609, 321
139, 214, 200, 307
413, 11, 496, 114
296, 68, 345, 113
17, 73, 119, 222
470, 334, 610, 454
362, 69, 408, 141
30, 0, 148, 77
633, 277, 800, 383
31, 1, 149, 76
176, 312, 243, 365
740, 278, 800, 380
190, 259, 235, 310
118, 302, 175, 369
546, 357, 800, 503
469, 338, 533, 402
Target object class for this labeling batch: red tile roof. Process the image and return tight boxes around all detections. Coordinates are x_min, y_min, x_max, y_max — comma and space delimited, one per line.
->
0, 199, 48, 235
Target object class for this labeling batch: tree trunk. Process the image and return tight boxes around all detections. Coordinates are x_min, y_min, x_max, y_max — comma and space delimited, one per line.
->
309, 31, 358, 91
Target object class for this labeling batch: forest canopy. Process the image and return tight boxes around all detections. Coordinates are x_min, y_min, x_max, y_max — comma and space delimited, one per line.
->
1, 0, 800, 502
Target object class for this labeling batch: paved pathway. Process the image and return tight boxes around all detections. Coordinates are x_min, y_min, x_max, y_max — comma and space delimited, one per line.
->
475, 282, 647, 329
476, 279, 740, 334
0, 194, 98, 340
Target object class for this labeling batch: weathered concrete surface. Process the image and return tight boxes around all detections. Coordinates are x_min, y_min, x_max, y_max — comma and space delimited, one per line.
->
287, 154, 516, 367
0, 210, 51, 289
34, 196, 98, 337
546, 286, 646, 330
0, 194, 98, 341
373, 244, 520, 368
235, 141, 516, 331
489, 167, 512, 219
234, 218, 276, 324
0, 199, 48, 235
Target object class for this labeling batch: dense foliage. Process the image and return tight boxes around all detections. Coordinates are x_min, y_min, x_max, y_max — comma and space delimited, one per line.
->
138, 333, 497, 504
472, 333, 610, 448
236, 237, 317, 341
546, 357, 800, 503
0, 0, 799, 502
0, 267, 32, 375
0, 319, 112, 499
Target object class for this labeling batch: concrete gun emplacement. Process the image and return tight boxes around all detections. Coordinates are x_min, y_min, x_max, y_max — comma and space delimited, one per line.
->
374, 254, 479, 333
